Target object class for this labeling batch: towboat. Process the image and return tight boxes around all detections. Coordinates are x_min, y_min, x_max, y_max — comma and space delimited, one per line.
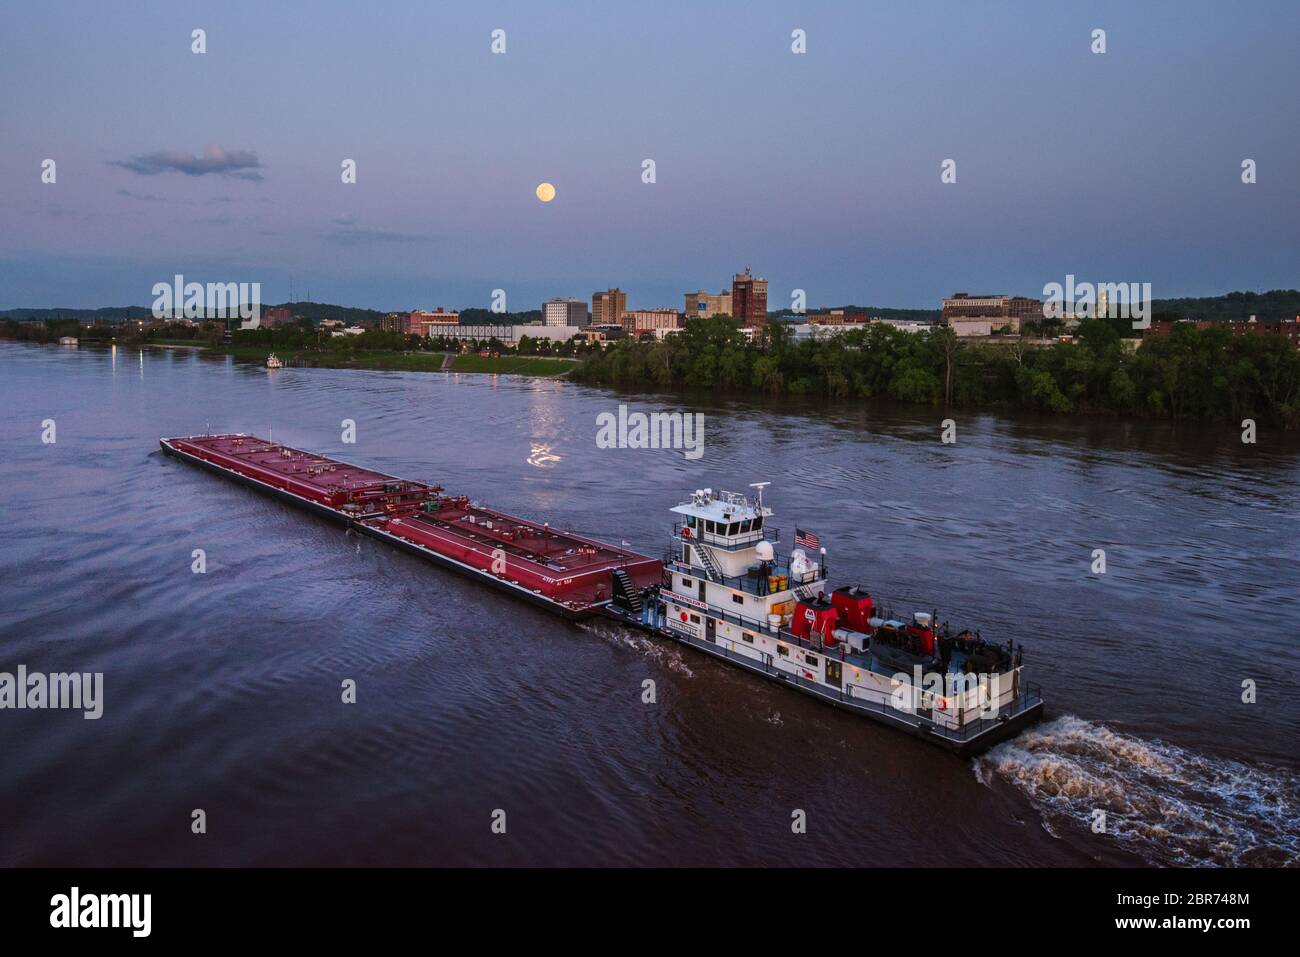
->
265, 353, 283, 369
602, 485, 1044, 754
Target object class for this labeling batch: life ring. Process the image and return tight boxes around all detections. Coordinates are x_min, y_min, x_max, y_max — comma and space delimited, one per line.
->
680, 611, 689, 622
936, 697, 949, 712
681, 527, 692, 539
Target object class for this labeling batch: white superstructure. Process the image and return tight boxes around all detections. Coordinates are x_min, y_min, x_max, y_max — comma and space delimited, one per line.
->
662, 485, 824, 648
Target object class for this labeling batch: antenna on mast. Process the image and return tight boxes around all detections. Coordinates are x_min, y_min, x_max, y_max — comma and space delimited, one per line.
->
749, 481, 770, 512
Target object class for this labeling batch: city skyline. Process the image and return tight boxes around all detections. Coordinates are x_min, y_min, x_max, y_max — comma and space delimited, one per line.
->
3, 0, 1298, 311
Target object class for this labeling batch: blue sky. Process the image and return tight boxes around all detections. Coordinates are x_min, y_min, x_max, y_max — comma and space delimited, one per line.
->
1, 0, 1297, 311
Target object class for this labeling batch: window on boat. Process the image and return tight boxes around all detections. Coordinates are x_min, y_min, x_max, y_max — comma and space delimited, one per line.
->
731, 594, 744, 605
777, 645, 789, 657
753, 517, 763, 530
742, 632, 755, 644
805, 654, 818, 666
680, 577, 692, 588
705, 521, 715, 534
690, 614, 700, 624
686, 516, 696, 529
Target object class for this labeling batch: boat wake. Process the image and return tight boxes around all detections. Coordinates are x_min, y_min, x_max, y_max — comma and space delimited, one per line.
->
974, 715, 1300, 867
579, 621, 695, 678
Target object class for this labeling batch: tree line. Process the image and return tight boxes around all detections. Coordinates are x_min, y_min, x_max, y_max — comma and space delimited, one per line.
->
570, 316, 1300, 427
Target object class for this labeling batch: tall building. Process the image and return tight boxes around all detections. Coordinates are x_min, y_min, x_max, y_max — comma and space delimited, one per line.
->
591, 288, 627, 327
683, 289, 732, 320
731, 268, 768, 327
543, 298, 588, 327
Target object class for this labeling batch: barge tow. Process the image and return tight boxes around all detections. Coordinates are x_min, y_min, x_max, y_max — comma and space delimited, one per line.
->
162, 433, 1044, 754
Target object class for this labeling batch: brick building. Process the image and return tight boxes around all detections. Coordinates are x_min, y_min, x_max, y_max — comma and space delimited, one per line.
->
591, 289, 627, 327
408, 308, 460, 335
732, 268, 768, 327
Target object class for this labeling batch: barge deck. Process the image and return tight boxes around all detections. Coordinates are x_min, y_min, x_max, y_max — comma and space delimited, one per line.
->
160, 433, 661, 618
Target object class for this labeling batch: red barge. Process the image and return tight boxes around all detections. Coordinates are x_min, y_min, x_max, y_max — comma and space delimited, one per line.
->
160, 434, 661, 618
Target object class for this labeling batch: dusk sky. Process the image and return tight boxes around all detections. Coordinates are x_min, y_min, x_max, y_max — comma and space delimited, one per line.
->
2, 0, 1297, 311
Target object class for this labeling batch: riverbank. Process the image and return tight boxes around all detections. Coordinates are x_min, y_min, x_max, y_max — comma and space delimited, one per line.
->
217, 345, 576, 376
571, 317, 1300, 428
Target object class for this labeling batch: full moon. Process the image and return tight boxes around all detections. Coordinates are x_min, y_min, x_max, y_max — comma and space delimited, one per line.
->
535, 182, 556, 203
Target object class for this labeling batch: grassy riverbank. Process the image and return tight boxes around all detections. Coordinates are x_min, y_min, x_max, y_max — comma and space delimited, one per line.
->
218, 346, 574, 376
449, 354, 577, 375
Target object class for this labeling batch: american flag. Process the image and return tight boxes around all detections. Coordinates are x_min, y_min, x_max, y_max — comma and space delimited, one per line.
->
794, 527, 820, 550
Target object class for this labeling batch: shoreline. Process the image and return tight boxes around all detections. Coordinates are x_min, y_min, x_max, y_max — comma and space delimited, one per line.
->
221, 348, 578, 377
5, 336, 1296, 431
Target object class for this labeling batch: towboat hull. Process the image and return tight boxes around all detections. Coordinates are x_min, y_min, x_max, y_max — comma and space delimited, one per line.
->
600, 603, 1042, 756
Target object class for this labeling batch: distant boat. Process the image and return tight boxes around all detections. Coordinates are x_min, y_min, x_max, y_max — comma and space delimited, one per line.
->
265, 353, 283, 369
59, 336, 79, 346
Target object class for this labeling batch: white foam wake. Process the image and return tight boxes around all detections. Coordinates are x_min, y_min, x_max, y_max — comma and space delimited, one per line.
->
974, 715, 1299, 867
578, 621, 695, 678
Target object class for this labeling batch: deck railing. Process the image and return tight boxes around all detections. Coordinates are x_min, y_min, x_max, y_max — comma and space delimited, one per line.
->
670, 623, 1043, 743
672, 521, 780, 551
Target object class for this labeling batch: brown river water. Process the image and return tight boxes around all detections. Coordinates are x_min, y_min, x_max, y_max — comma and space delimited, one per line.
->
1, 341, 1297, 866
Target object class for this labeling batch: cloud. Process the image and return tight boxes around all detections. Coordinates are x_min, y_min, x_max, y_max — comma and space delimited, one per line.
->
326, 213, 437, 246
110, 145, 263, 181
116, 188, 164, 202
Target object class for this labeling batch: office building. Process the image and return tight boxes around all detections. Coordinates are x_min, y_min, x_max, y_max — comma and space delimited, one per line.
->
591, 289, 627, 327
543, 298, 588, 327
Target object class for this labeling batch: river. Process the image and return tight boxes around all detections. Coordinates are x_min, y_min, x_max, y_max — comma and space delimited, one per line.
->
1, 340, 1297, 866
